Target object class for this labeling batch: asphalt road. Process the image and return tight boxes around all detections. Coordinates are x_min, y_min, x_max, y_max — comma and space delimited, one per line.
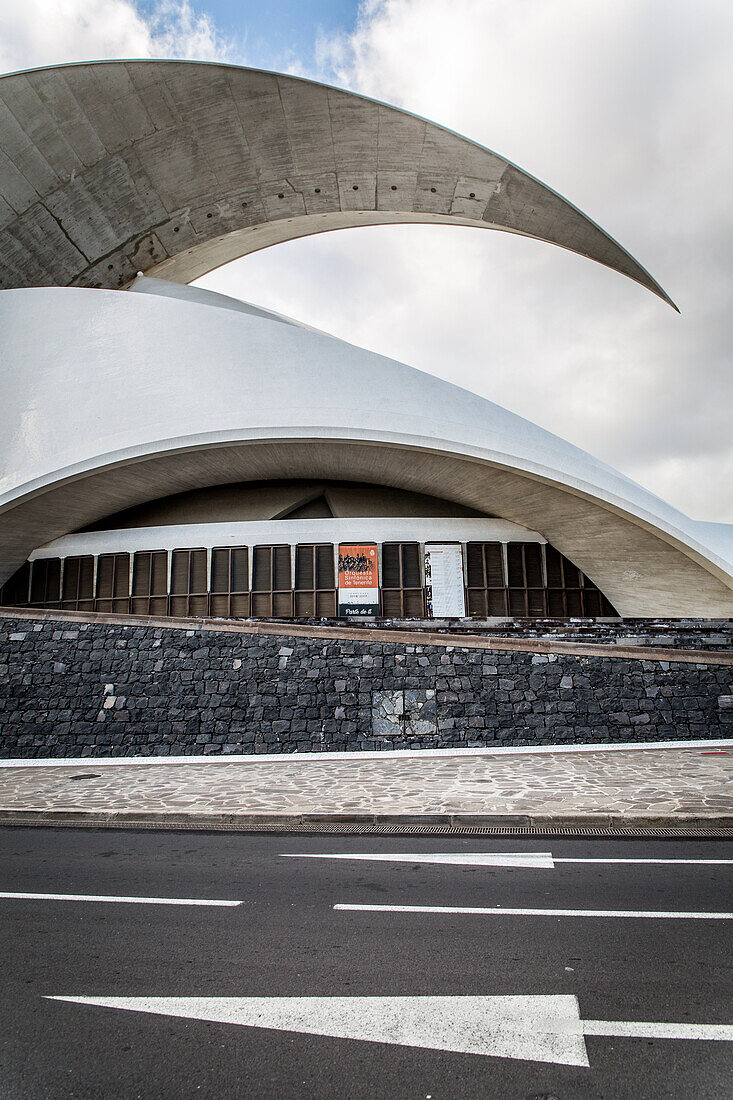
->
0, 827, 731, 1099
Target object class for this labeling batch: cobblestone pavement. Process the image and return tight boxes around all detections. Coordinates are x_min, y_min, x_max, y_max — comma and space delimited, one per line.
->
0, 747, 731, 818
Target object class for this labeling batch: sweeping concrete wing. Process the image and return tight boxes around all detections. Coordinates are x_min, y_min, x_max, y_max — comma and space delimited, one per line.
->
0, 280, 730, 615
0, 60, 674, 306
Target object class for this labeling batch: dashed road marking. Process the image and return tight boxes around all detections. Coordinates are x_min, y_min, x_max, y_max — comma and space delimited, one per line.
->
0, 892, 241, 907
334, 903, 733, 919
555, 857, 733, 866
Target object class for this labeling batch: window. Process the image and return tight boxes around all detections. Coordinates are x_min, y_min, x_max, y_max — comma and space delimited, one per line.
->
294, 544, 336, 617
131, 550, 168, 615
29, 558, 61, 607
170, 548, 209, 617
95, 553, 130, 614
574, 570, 617, 616
251, 545, 292, 617
467, 542, 618, 619
61, 556, 95, 611
0, 562, 30, 607
465, 542, 507, 615
210, 547, 250, 618
582, 580, 603, 617
506, 543, 547, 618
381, 543, 424, 617
545, 544, 620, 617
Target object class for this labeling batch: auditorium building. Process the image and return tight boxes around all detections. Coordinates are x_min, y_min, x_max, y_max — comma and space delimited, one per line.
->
1, 60, 732, 622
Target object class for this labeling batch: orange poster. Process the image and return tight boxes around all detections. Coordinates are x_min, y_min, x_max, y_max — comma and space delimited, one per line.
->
338, 544, 378, 588
338, 544, 379, 615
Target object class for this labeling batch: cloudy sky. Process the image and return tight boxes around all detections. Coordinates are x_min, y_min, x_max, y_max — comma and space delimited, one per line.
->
2, 0, 732, 520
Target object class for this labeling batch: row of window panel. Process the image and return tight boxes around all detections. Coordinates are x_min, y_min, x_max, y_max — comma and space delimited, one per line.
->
7, 543, 576, 600
1, 541, 617, 618
1, 545, 338, 613
464, 542, 615, 616
464, 542, 582, 590
466, 587, 612, 617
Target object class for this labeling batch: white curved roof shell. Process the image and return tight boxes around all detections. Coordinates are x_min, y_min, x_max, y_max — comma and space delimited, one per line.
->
0, 279, 731, 615
0, 60, 728, 616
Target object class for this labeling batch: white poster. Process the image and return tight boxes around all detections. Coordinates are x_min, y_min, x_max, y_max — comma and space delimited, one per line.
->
425, 543, 466, 618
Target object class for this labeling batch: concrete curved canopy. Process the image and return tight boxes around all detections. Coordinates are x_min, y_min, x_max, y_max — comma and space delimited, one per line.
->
0, 282, 729, 614
0, 60, 674, 306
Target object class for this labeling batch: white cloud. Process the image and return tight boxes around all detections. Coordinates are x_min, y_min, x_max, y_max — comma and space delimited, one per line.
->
0, 0, 239, 75
201, 0, 733, 521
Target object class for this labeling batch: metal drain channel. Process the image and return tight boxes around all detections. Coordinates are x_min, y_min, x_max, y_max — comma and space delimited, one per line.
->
2, 818, 731, 839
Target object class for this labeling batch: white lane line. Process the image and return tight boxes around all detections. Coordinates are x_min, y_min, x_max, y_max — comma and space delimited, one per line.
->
0, 892, 241, 907
583, 1020, 733, 1041
556, 858, 733, 866
282, 852, 555, 868
46, 994, 733, 1068
334, 903, 733, 919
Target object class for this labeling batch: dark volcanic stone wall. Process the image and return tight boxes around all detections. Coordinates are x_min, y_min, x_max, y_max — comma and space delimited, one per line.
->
0, 616, 731, 758
358, 618, 733, 650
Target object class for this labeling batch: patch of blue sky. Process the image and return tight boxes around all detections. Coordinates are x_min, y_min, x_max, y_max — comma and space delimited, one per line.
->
136, 0, 359, 72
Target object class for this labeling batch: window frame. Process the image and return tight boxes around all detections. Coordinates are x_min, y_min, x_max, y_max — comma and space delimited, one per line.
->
251, 544, 293, 618
210, 546, 250, 618
380, 542, 425, 618
131, 549, 169, 616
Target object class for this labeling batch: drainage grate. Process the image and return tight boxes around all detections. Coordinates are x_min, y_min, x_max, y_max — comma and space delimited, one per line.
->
1, 819, 731, 839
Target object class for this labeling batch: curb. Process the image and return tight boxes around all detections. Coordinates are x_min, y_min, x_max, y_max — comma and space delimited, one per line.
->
1, 738, 731, 767
1, 809, 731, 832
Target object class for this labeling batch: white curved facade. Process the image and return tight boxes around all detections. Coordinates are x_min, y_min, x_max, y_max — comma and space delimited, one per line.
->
0, 61, 730, 618
0, 278, 732, 616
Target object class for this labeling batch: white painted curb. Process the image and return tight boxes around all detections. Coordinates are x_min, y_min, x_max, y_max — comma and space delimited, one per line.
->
1, 738, 731, 768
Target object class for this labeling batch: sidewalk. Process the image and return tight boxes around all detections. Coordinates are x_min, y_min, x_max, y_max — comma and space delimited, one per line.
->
0, 741, 731, 829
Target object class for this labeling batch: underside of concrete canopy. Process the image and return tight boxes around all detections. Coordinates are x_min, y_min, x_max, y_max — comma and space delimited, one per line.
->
0, 60, 675, 306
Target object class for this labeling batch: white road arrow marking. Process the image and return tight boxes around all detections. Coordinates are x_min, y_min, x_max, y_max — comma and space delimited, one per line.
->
283, 852, 733, 870
335, 903, 733, 919
282, 852, 555, 868
46, 994, 590, 1066
45, 995, 733, 1068
0, 892, 241, 907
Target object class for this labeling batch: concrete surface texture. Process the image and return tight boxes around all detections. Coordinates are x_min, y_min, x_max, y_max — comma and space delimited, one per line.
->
0, 745, 731, 821
74, 478, 494, 527
0, 61, 674, 303
1, 279, 733, 613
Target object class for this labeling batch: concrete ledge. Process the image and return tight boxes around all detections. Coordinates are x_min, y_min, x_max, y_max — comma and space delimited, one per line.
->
1, 606, 731, 666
